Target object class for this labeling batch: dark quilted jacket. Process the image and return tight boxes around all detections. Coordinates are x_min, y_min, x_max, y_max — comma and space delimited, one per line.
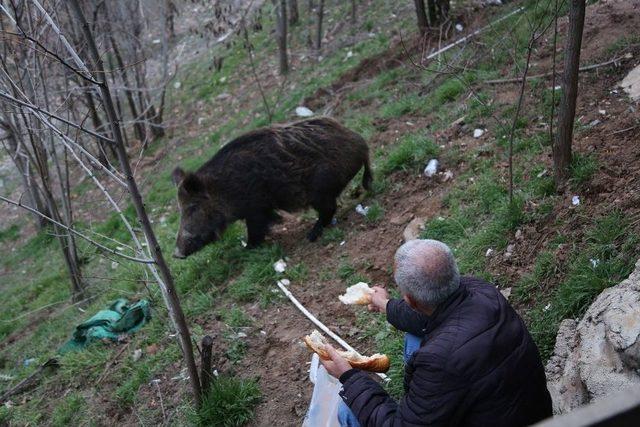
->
338, 276, 552, 426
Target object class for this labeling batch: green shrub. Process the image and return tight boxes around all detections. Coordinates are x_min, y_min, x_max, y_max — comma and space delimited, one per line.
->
378, 134, 439, 176
198, 377, 261, 427
570, 153, 598, 187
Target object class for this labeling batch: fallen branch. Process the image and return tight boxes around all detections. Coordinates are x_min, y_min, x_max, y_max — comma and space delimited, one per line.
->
0, 359, 59, 403
275, 281, 387, 380
484, 55, 630, 85
96, 343, 131, 385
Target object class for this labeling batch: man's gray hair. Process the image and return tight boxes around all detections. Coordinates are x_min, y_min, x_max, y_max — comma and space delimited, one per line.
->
394, 239, 460, 307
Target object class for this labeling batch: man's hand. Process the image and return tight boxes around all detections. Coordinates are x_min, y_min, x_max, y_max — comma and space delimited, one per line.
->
319, 344, 353, 379
368, 286, 389, 313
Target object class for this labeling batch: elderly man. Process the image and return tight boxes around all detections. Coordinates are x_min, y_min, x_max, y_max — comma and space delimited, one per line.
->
321, 239, 552, 426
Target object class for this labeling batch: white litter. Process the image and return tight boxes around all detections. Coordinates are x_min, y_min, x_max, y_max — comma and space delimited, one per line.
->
277, 278, 291, 287
111, 261, 118, 270
455, 23, 464, 32
536, 169, 548, 178
442, 170, 454, 181
423, 159, 439, 177
473, 128, 485, 138
345, 51, 354, 60
590, 258, 600, 268
355, 204, 369, 216
295, 106, 314, 117
485, 248, 494, 257
589, 119, 601, 127
273, 259, 287, 273
132, 349, 143, 362
152, 39, 161, 44
543, 303, 552, 312
260, 330, 267, 336
572, 195, 580, 206
598, 109, 606, 115
236, 332, 247, 338
620, 62, 640, 101
173, 81, 181, 89
339, 240, 346, 246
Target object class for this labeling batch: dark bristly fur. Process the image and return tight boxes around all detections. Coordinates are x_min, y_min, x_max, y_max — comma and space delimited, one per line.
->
172, 117, 372, 257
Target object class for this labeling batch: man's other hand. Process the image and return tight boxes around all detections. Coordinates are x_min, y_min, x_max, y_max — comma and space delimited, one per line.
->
368, 286, 389, 313
320, 344, 353, 379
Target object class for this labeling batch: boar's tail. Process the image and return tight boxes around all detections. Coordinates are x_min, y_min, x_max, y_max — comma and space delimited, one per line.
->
362, 156, 373, 191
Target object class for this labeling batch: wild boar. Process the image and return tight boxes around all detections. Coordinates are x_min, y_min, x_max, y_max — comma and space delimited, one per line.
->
172, 117, 372, 258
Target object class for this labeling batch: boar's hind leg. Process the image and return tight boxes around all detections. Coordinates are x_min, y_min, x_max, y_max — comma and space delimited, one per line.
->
245, 213, 271, 248
307, 196, 337, 242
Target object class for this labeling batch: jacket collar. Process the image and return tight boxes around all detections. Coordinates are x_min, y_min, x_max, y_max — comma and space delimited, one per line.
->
422, 280, 468, 335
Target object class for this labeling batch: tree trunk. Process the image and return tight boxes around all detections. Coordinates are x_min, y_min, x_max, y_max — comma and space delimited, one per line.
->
275, 0, 289, 75
108, 34, 147, 145
426, 0, 437, 26
414, 0, 429, 34
306, 0, 315, 47
289, 0, 299, 25
553, 0, 585, 187
437, 0, 450, 22
315, 0, 324, 55
69, 0, 202, 406
350, 0, 357, 26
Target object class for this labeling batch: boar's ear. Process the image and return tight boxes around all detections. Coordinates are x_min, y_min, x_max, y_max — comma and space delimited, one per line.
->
172, 167, 186, 186
181, 173, 203, 195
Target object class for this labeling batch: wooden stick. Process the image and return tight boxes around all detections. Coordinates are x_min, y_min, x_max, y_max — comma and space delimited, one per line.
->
275, 281, 387, 380
484, 55, 629, 85
200, 335, 214, 393
0, 359, 59, 403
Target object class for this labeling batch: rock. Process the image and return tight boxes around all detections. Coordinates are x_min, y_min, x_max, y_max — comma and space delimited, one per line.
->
403, 218, 424, 242
620, 62, 640, 101
515, 229, 523, 240
473, 128, 485, 138
545, 259, 640, 414
132, 349, 143, 362
390, 214, 410, 226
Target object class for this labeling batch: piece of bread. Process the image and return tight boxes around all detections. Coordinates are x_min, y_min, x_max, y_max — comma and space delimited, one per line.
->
339, 282, 373, 305
303, 330, 390, 373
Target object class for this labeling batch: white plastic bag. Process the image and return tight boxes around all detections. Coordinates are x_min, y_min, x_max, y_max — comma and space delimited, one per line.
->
303, 353, 342, 427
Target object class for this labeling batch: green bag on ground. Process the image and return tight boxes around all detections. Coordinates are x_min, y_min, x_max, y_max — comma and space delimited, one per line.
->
59, 299, 151, 354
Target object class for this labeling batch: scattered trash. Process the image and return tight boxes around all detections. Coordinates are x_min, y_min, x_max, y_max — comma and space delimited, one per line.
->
473, 128, 485, 138
423, 159, 439, 177
152, 39, 161, 44
455, 23, 464, 32
241, 240, 247, 248
339, 241, 346, 246
500, 287, 512, 300
598, 109, 606, 115
543, 303, 552, 312
236, 332, 248, 339
442, 170, 454, 182
330, 217, 338, 226
111, 261, 118, 270
273, 259, 287, 273
553, 85, 561, 91
355, 204, 369, 216
589, 119, 601, 127
590, 258, 600, 268
173, 81, 181, 89
572, 195, 580, 206
0, 374, 14, 381
59, 299, 151, 354
260, 330, 267, 336
515, 229, 523, 240
213, 369, 219, 377
536, 169, 548, 178
345, 51, 354, 60
132, 349, 143, 362
277, 278, 291, 287
295, 106, 314, 117
197, 117, 205, 126
171, 368, 189, 381
219, 76, 227, 83
23, 358, 37, 367
504, 244, 515, 259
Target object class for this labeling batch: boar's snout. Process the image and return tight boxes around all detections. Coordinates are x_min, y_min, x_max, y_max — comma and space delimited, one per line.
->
173, 247, 186, 259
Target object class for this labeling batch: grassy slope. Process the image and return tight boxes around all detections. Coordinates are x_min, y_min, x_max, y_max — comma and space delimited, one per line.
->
1, 0, 638, 424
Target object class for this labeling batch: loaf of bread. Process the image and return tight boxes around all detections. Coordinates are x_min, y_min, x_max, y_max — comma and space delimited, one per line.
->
339, 282, 373, 305
303, 330, 390, 373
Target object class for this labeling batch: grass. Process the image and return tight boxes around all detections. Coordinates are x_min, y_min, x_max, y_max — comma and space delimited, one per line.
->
378, 133, 439, 176
365, 201, 384, 223
570, 152, 598, 187
522, 211, 639, 360
0, 223, 20, 242
197, 376, 261, 427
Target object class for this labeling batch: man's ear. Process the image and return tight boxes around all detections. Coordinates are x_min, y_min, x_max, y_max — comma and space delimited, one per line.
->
404, 293, 418, 311
172, 167, 186, 186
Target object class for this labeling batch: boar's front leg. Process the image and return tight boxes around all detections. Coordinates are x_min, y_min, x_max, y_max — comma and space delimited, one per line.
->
245, 213, 270, 248
307, 196, 337, 242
